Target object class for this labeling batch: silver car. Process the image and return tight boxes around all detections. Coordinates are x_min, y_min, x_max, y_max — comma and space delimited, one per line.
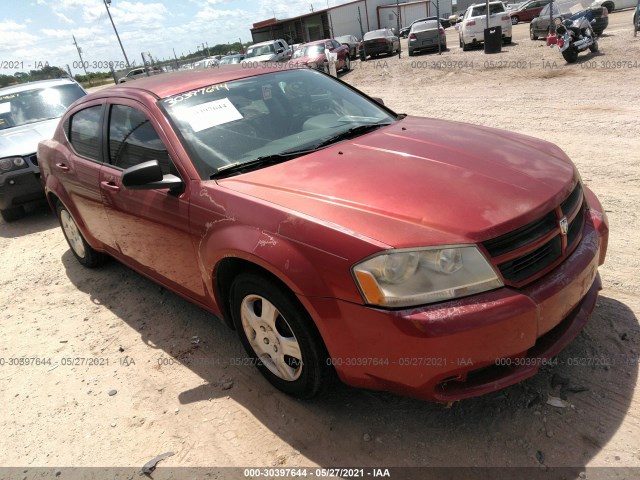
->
408, 20, 447, 55
0, 78, 86, 222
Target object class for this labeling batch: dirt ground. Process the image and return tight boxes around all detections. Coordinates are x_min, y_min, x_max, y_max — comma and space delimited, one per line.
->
1, 10, 639, 479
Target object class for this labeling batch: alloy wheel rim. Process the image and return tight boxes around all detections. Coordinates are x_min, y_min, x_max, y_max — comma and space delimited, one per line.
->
60, 210, 86, 258
240, 294, 303, 381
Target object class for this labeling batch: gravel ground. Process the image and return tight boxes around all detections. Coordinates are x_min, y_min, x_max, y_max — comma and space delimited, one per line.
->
1, 10, 639, 479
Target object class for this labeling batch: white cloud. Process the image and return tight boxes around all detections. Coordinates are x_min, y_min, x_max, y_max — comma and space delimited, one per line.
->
55, 12, 75, 24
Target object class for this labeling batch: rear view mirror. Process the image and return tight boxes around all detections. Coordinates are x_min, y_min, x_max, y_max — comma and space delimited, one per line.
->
122, 160, 183, 191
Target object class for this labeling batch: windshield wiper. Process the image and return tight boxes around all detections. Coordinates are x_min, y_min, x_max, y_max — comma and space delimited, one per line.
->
210, 122, 391, 179
310, 122, 392, 150
210, 148, 316, 179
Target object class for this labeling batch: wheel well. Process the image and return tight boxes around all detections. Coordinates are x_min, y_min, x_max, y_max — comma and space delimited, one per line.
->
214, 257, 298, 330
47, 192, 60, 211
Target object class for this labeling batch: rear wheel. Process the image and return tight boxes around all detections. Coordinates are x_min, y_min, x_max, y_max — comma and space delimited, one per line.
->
342, 56, 351, 71
530, 25, 538, 40
511, 16, 519, 25
589, 39, 598, 52
230, 273, 333, 398
0, 205, 25, 223
562, 46, 579, 63
56, 202, 106, 268
503, 36, 512, 44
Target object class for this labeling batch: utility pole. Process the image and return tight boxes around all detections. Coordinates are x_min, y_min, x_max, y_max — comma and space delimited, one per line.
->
396, 0, 401, 58
72, 35, 92, 85
173, 48, 180, 69
436, 0, 442, 55
103, 0, 131, 67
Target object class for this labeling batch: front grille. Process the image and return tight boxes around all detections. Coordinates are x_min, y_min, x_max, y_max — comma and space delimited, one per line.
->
482, 183, 585, 286
496, 236, 562, 284
483, 211, 557, 257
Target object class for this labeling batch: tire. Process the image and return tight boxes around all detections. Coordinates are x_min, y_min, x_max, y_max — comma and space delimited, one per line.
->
504, 36, 512, 44
562, 46, 579, 63
56, 202, 106, 268
342, 56, 351, 72
230, 273, 333, 399
511, 16, 519, 25
589, 39, 598, 52
462, 39, 470, 51
1, 205, 25, 222
530, 25, 538, 40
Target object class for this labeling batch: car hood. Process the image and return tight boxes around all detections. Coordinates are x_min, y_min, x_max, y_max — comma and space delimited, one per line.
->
242, 54, 276, 63
0, 118, 59, 158
218, 116, 576, 248
291, 54, 327, 64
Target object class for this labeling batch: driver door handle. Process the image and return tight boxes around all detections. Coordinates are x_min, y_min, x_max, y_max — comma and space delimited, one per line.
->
55, 163, 70, 172
100, 181, 120, 192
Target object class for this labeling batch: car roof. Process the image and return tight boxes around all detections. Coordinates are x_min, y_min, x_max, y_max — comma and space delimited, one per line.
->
299, 39, 332, 46
249, 40, 281, 47
0, 78, 78, 95
80, 64, 298, 100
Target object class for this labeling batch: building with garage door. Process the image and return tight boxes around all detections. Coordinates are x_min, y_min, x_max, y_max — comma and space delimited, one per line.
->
250, 0, 453, 44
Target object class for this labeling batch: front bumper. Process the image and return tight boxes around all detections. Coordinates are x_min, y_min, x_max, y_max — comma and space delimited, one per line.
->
300, 204, 608, 402
0, 167, 44, 210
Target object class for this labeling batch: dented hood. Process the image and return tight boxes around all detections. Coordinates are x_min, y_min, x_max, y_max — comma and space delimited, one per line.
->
0, 118, 59, 157
217, 116, 577, 248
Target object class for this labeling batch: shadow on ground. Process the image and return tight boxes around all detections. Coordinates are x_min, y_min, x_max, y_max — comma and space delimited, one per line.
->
62, 251, 638, 473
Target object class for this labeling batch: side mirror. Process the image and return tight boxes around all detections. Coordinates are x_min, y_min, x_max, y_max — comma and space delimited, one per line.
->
371, 96, 385, 106
122, 160, 184, 191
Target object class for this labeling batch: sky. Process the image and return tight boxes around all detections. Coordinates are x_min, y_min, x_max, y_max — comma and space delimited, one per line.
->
0, 0, 340, 75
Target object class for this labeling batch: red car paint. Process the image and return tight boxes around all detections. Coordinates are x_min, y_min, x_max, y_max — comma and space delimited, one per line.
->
38, 66, 608, 401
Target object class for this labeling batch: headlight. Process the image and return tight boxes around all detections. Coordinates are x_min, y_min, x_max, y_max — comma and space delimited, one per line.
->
0, 156, 27, 173
352, 246, 503, 308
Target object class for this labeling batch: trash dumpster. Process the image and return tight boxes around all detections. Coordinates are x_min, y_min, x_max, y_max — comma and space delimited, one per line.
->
484, 26, 502, 54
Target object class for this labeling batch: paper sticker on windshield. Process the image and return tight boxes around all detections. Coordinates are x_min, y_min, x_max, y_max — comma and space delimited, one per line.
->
184, 98, 243, 132
0, 102, 10, 115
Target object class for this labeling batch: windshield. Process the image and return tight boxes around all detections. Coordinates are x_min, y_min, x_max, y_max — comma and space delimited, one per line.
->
160, 69, 396, 179
470, 3, 505, 15
244, 44, 276, 58
554, 0, 589, 14
413, 20, 439, 31
0, 83, 85, 130
364, 31, 386, 40
293, 44, 325, 58
220, 55, 243, 64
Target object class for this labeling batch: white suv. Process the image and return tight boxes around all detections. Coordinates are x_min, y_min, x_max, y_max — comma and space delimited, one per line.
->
459, 2, 513, 50
242, 39, 291, 63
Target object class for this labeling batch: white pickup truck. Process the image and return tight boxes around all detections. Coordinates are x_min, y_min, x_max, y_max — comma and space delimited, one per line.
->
459, 1, 513, 50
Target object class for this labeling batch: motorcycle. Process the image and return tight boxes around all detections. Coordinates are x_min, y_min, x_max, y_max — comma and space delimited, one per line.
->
554, 4, 599, 63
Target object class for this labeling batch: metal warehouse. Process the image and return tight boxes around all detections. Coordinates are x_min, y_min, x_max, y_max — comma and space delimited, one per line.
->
250, 0, 454, 44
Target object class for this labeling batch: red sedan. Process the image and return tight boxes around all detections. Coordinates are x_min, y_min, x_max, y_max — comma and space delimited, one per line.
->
289, 39, 352, 72
39, 65, 608, 402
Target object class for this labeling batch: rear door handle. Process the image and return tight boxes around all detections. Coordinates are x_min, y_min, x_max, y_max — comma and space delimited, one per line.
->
100, 181, 120, 192
55, 163, 70, 172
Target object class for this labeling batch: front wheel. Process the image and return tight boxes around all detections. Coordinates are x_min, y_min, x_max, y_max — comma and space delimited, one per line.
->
511, 16, 519, 25
530, 25, 538, 40
562, 46, 579, 63
56, 202, 106, 268
589, 39, 598, 52
230, 273, 333, 398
